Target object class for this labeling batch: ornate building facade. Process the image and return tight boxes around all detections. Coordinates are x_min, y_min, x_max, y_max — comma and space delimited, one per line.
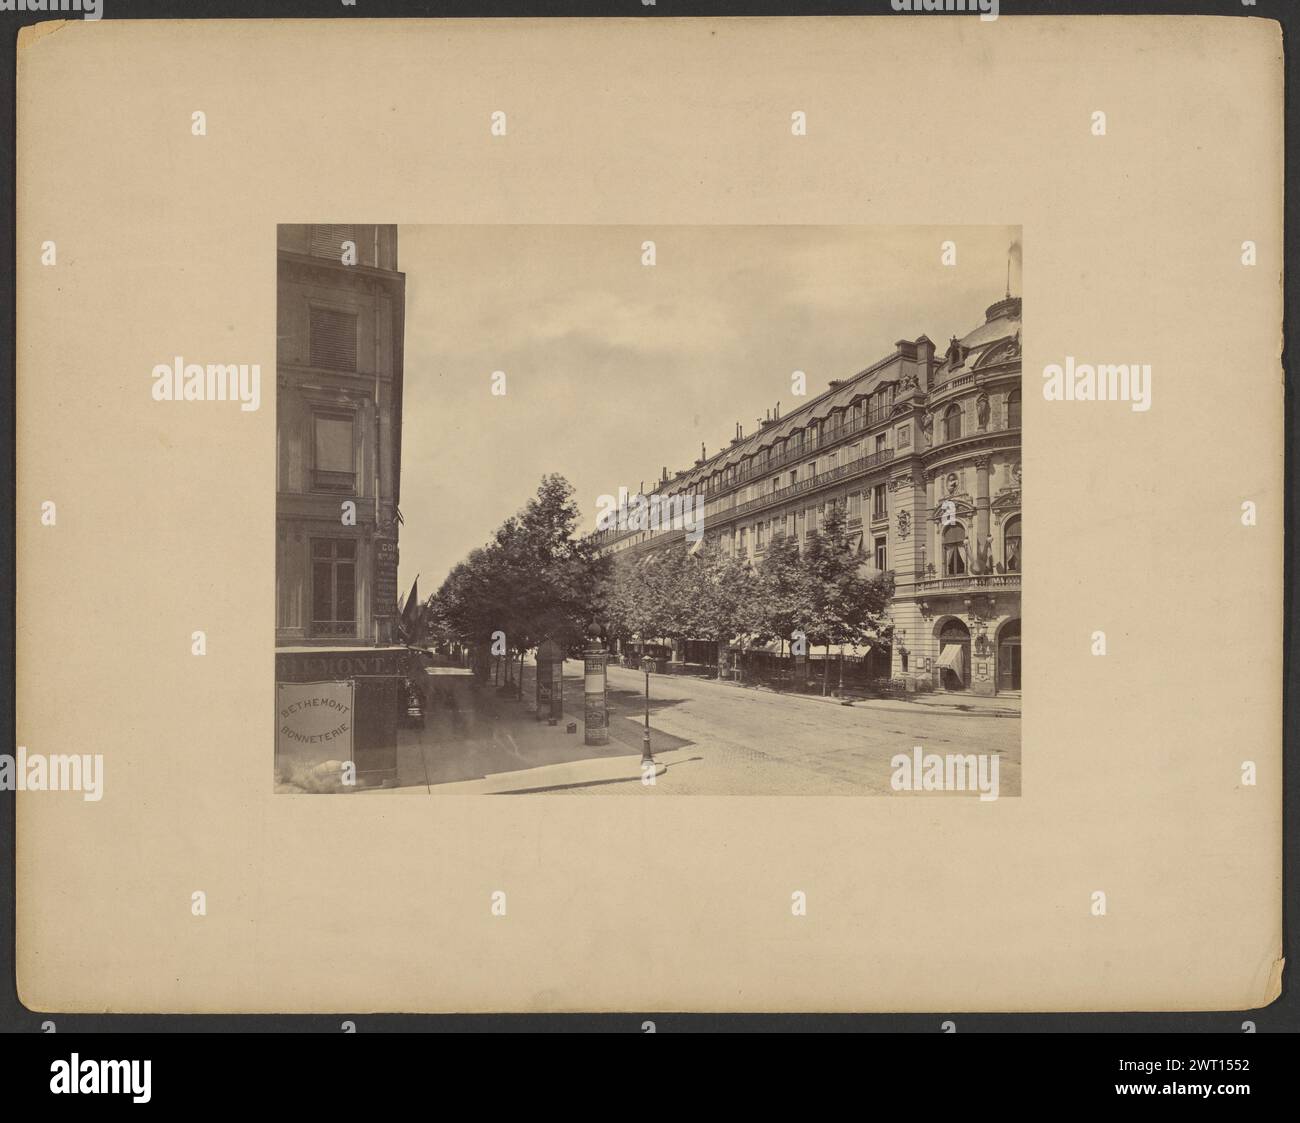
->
592, 293, 1021, 696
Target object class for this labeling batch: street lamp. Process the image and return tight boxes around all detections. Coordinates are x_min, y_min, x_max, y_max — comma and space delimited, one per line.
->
642, 658, 654, 766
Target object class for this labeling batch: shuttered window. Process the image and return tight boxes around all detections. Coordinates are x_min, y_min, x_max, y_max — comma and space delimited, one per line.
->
310, 224, 361, 262
309, 308, 357, 371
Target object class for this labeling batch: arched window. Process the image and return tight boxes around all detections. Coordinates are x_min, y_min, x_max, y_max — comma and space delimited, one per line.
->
1007, 390, 1021, 428
943, 523, 967, 576
1003, 515, 1021, 573
944, 404, 962, 442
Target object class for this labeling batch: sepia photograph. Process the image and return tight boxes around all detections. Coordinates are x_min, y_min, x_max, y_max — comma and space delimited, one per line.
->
274, 224, 1023, 796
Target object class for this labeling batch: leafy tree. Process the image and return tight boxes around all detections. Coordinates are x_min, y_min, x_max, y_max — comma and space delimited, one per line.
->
799, 500, 894, 694
752, 531, 814, 688
687, 549, 757, 679
428, 475, 609, 694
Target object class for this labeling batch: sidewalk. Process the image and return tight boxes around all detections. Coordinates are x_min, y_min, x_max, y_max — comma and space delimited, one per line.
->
385, 662, 689, 793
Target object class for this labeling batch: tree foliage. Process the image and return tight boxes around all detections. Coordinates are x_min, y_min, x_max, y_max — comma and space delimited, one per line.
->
429, 475, 609, 679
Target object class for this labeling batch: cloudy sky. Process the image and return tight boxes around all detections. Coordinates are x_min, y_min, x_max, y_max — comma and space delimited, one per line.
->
396, 224, 1020, 594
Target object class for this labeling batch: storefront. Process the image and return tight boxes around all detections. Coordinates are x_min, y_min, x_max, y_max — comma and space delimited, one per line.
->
275, 646, 412, 785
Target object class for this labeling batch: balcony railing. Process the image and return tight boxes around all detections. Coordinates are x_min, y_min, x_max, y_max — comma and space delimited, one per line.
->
725, 446, 894, 522
590, 409, 909, 550
913, 572, 1021, 593
606, 448, 897, 554
704, 405, 896, 495
311, 619, 358, 638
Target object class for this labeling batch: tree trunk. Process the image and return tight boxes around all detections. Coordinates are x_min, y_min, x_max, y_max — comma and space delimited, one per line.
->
822, 647, 830, 696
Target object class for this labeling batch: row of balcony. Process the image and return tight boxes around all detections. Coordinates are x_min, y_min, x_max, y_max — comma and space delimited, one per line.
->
725, 446, 895, 521
695, 404, 897, 497
598, 407, 1020, 553
605, 446, 897, 553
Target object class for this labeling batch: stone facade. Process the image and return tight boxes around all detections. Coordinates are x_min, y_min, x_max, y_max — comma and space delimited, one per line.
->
593, 294, 1022, 696
274, 224, 406, 647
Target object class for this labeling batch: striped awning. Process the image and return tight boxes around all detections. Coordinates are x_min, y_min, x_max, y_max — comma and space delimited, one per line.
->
935, 645, 965, 678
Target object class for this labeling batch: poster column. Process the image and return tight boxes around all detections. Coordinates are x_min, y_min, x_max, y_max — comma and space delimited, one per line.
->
583, 630, 609, 747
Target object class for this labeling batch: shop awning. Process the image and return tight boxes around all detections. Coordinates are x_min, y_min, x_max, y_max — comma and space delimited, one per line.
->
935, 644, 965, 678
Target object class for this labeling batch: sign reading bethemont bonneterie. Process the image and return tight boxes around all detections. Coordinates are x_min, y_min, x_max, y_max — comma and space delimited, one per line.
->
276, 680, 354, 765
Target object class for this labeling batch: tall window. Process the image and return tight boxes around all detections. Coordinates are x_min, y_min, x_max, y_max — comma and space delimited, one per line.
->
313, 412, 356, 492
1004, 515, 1022, 572
944, 404, 963, 442
847, 492, 862, 519
1007, 390, 1022, 428
874, 536, 887, 572
807, 506, 819, 534
872, 484, 887, 520
311, 539, 357, 636
943, 523, 967, 576
875, 433, 887, 456
309, 307, 358, 372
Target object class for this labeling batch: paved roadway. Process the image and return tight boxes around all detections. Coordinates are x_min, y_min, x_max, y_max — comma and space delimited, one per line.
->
585, 663, 1020, 796
404, 660, 1020, 797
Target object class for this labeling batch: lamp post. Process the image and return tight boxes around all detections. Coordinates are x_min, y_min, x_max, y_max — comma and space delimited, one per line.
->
642, 658, 654, 765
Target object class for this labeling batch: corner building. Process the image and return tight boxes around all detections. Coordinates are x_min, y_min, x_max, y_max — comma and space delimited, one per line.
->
594, 294, 1021, 697
274, 224, 409, 782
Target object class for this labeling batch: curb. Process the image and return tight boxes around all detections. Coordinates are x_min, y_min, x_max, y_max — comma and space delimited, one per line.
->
423, 754, 666, 794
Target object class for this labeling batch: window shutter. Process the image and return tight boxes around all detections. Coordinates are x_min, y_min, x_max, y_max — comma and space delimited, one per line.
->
310, 308, 358, 371
310, 224, 360, 261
